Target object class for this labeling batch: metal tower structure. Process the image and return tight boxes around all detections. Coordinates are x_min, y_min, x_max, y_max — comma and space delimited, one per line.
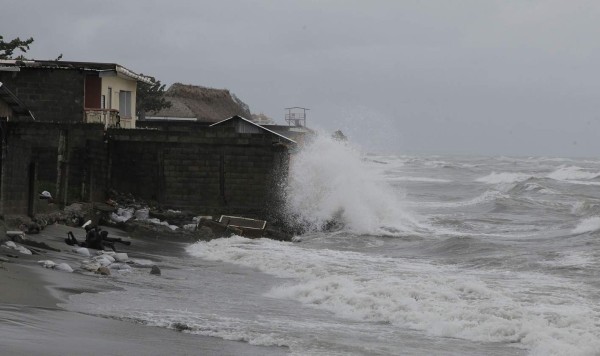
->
284, 107, 309, 127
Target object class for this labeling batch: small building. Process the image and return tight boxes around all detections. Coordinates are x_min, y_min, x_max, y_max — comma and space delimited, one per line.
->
0, 60, 152, 128
210, 115, 296, 145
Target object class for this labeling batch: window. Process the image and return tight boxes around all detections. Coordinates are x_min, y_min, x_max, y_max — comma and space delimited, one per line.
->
119, 91, 132, 118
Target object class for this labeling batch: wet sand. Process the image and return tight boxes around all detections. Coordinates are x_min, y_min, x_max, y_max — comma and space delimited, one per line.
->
0, 224, 287, 356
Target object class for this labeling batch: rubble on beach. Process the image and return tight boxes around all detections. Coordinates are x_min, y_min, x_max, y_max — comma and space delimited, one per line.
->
103, 190, 292, 241
1, 229, 160, 277
1, 190, 293, 263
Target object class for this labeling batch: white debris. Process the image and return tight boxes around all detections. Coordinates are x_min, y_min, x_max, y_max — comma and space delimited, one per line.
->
110, 207, 134, 223
130, 258, 154, 266
16, 245, 32, 255
81, 262, 101, 272
6, 231, 25, 238
193, 216, 212, 223
134, 208, 150, 220
113, 253, 129, 262
3, 241, 31, 254
147, 217, 162, 225
145, 217, 178, 230
74, 247, 91, 256
93, 256, 113, 267
98, 250, 116, 256
38, 260, 56, 268
54, 263, 73, 273
102, 254, 116, 263
183, 223, 197, 231
108, 263, 132, 271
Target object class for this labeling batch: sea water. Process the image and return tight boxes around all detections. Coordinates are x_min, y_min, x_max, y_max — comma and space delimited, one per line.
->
66, 135, 600, 355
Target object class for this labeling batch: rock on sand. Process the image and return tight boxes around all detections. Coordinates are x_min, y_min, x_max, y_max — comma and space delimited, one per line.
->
150, 265, 161, 275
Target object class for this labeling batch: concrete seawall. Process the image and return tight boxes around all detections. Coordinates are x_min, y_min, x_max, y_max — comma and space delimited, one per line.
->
0, 120, 291, 219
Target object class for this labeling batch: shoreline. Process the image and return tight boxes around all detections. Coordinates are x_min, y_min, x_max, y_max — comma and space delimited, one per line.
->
0, 224, 288, 356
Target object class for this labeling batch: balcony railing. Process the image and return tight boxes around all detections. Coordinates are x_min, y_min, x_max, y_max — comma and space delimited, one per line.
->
84, 108, 120, 128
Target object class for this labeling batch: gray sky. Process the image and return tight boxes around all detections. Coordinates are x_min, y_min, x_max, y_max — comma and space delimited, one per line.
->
4, 0, 600, 157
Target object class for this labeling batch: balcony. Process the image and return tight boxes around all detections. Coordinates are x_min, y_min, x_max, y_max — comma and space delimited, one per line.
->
84, 108, 120, 128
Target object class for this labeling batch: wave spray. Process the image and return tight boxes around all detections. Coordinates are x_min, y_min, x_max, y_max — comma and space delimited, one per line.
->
282, 133, 418, 236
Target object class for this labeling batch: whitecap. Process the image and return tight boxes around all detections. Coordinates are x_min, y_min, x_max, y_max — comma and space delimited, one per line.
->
547, 166, 600, 181
386, 176, 452, 183
572, 217, 600, 234
561, 180, 600, 186
409, 190, 504, 209
187, 237, 600, 355
475, 172, 532, 184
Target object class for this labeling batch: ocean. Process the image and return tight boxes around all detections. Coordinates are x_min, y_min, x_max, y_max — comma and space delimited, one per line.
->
65, 135, 600, 355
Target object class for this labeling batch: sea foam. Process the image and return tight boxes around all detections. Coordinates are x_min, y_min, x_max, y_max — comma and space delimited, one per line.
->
187, 237, 600, 356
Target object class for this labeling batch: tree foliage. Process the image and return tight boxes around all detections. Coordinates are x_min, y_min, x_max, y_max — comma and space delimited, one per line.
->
0, 35, 34, 59
136, 77, 172, 119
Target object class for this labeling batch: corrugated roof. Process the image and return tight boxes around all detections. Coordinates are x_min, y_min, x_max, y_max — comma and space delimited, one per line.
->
210, 115, 296, 144
0, 59, 152, 84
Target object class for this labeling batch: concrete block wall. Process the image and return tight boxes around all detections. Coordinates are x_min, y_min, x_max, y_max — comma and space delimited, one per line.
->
109, 139, 160, 200
0, 68, 85, 122
0, 121, 290, 218
0, 139, 32, 216
7, 122, 61, 195
87, 140, 109, 202
108, 126, 290, 216
2, 122, 105, 215
62, 124, 106, 203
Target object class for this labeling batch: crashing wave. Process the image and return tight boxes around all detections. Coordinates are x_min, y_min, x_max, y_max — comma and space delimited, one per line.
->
282, 133, 420, 236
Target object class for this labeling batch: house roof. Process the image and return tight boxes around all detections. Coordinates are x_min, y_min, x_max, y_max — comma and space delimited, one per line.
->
152, 95, 197, 119
0, 59, 153, 84
210, 115, 296, 144
0, 82, 35, 120
149, 83, 252, 122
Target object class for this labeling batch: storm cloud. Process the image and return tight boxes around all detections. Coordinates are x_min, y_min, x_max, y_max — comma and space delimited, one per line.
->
4, 0, 600, 157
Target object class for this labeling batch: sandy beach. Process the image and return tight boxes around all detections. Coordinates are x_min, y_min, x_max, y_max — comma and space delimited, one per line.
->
0, 224, 288, 356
